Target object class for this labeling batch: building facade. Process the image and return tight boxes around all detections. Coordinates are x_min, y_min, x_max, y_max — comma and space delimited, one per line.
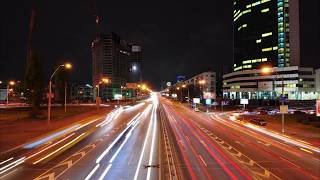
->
128, 45, 143, 83
223, 66, 318, 100
92, 33, 131, 100
224, 0, 318, 100
184, 71, 216, 97
233, 0, 300, 71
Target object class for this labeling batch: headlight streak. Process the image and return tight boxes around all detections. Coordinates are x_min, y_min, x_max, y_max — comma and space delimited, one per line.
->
146, 105, 157, 180
23, 124, 80, 149
0, 157, 25, 175
133, 106, 155, 180
98, 164, 112, 180
95, 113, 141, 164
214, 114, 320, 154
84, 164, 100, 180
33, 133, 86, 164
0, 158, 13, 165
86, 104, 152, 180
26, 133, 76, 160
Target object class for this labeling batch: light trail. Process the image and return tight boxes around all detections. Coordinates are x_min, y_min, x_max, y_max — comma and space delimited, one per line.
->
98, 164, 112, 180
0, 158, 13, 165
23, 124, 80, 149
0, 157, 25, 175
133, 107, 154, 180
33, 133, 85, 164
95, 113, 141, 163
27, 133, 75, 160
146, 106, 157, 180
84, 164, 100, 180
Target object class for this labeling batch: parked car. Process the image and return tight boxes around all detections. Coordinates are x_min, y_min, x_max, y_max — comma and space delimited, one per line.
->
250, 118, 267, 126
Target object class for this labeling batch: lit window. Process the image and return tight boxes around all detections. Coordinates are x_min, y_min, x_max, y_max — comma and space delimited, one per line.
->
256, 39, 262, 43
261, 8, 269, 13
262, 32, 272, 37
262, 47, 273, 52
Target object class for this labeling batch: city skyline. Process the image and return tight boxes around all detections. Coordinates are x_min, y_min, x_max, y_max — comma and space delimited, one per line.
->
0, 0, 319, 89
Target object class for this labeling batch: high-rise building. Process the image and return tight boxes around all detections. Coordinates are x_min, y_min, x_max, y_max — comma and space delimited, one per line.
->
129, 45, 143, 83
92, 33, 131, 100
223, 0, 318, 100
233, 0, 300, 71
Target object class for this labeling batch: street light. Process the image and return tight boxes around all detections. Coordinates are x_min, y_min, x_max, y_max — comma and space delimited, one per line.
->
6, 81, 15, 106
182, 84, 190, 102
96, 77, 110, 110
48, 63, 72, 125
261, 66, 285, 133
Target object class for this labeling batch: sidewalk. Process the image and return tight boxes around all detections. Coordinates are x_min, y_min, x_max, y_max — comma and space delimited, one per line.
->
0, 106, 112, 153
240, 114, 320, 147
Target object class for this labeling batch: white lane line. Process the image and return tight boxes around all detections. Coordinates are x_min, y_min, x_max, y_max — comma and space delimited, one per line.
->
146, 106, 157, 180
84, 164, 100, 180
0, 157, 25, 175
98, 164, 112, 180
0, 158, 13, 165
33, 133, 85, 164
27, 133, 75, 160
198, 155, 207, 167
133, 106, 154, 180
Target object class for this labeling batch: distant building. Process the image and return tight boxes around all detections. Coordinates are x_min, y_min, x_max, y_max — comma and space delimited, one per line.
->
129, 45, 143, 83
184, 71, 217, 98
224, 0, 318, 100
223, 66, 317, 100
70, 84, 93, 102
92, 33, 131, 100
316, 68, 320, 98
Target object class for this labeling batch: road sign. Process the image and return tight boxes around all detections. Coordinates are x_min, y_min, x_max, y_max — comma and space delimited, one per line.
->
240, 99, 248, 105
205, 99, 212, 105
280, 105, 288, 114
193, 98, 200, 104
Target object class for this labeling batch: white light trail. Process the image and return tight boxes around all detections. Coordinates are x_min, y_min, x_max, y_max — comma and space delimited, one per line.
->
84, 164, 100, 180
0, 158, 13, 165
133, 106, 154, 180
98, 164, 112, 180
0, 157, 25, 175
146, 106, 157, 180
33, 133, 85, 164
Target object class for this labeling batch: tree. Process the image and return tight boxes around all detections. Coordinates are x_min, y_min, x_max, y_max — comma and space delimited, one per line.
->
25, 51, 44, 118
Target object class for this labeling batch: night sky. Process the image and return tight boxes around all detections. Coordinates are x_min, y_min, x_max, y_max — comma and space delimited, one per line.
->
1, 0, 319, 90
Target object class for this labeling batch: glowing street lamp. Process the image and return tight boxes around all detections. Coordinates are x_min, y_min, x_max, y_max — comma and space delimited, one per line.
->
261, 66, 286, 133
182, 84, 190, 102
6, 80, 15, 105
48, 63, 72, 125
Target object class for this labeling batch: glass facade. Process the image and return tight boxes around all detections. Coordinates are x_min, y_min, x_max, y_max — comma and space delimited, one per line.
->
233, 0, 292, 72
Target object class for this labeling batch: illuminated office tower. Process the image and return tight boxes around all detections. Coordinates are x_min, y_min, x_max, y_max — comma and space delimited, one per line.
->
233, 0, 300, 71
223, 0, 318, 100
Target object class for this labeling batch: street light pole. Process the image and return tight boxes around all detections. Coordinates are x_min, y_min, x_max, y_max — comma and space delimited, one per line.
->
48, 63, 72, 125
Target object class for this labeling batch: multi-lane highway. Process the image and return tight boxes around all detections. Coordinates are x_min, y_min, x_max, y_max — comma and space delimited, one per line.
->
1, 93, 319, 180
160, 97, 320, 180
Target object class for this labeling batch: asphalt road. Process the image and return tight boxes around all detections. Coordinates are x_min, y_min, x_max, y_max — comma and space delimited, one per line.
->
0, 98, 163, 180
160, 97, 320, 180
